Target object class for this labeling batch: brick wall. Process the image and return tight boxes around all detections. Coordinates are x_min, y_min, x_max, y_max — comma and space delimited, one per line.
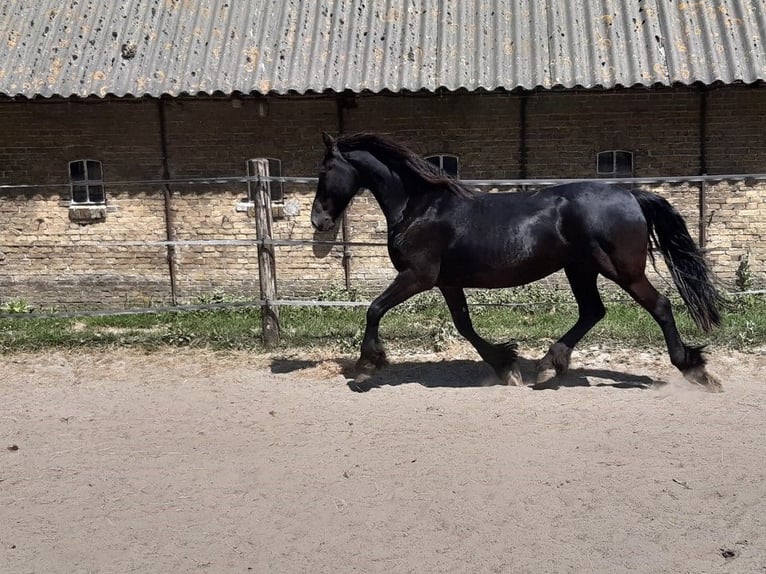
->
0, 97, 343, 307
706, 88, 766, 174
161, 97, 341, 299
0, 85, 764, 310
525, 90, 703, 177
0, 100, 173, 308
705, 182, 766, 284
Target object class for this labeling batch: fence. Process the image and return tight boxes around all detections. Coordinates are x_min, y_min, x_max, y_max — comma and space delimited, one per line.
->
2, 170, 766, 345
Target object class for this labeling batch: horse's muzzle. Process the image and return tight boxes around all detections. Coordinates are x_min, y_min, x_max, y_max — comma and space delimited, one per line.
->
310, 206, 335, 232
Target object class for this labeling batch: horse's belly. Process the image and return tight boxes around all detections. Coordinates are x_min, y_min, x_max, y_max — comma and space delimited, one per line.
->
437, 249, 566, 288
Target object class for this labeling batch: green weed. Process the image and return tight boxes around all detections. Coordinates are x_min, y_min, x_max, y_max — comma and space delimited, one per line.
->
1, 298, 35, 314
0, 288, 763, 354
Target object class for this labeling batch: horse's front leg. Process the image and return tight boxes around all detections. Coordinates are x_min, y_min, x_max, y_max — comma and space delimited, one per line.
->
356, 269, 433, 381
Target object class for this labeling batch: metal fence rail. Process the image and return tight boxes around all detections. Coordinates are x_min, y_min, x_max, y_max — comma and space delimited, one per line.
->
2, 172, 766, 191
0, 238, 388, 248
2, 172, 765, 335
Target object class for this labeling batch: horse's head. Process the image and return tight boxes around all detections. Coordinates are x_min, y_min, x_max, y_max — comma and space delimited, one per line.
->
311, 132, 359, 231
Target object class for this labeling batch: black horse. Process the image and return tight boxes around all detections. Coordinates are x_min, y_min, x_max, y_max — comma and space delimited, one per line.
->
311, 132, 724, 391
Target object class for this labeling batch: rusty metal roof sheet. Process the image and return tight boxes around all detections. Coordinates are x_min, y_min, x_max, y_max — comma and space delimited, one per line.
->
1, 0, 764, 98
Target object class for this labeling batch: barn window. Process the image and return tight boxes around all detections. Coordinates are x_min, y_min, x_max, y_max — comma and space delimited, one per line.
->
247, 158, 284, 204
596, 150, 633, 177
425, 154, 460, 178
68, 160, 106, 204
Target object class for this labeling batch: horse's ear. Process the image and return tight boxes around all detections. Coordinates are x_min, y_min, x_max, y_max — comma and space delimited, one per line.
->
322, 131, 336, 149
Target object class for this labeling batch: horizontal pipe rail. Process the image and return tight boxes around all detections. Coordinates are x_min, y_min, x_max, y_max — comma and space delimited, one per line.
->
2, 173, 766, 190
0, 238, 389, 248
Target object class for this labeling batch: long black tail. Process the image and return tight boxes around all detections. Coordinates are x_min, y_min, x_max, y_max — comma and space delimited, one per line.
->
631, 189, 724, 332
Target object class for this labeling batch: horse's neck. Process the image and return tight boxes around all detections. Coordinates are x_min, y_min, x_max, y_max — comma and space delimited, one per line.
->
347, 151, 409, 225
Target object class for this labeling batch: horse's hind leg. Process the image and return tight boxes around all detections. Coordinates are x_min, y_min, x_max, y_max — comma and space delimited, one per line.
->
619, 275, 722, 392
440, 287, 522, 386
537, 266, 605, 384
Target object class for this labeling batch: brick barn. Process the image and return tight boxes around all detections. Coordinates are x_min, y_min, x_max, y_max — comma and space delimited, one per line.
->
0, 0, 765, 310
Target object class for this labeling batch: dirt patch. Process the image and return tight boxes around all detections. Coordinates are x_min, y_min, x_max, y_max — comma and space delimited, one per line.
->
1, 345, 765, 573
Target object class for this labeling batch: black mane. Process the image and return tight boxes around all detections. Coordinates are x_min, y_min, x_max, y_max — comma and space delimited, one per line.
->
335, 132, 475, 198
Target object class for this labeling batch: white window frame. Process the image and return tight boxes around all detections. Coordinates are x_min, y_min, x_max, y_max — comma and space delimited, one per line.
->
68, 159, 106, 205
596, 150, 634, 177
424, 153, 460, 178
247, 158, 284, 204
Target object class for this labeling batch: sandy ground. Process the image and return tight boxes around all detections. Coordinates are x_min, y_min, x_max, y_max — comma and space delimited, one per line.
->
1, 344, 765, 574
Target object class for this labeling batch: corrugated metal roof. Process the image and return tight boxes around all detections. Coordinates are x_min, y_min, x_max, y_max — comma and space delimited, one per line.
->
1, 0, 764, 98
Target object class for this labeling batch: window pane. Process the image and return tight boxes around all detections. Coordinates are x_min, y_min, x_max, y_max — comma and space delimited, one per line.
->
270, 181, 284, 203
425, 156, 441, 170
267, 158, 282, 177
268, 158, 284, 202
425, 155, 460, 177
442, 156, 459, 177
246, 159, 256, 201
247, 158, 284, 202
89, 185, 106, 204
614, 152, 633, 176
87, 160, 102, 181
72, 185, 88, 203
597, 152, 614, 174
69, 161, 86, 182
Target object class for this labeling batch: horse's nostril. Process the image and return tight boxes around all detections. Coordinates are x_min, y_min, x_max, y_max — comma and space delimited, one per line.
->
311, 209, 334, 231
312, 215, 328, 231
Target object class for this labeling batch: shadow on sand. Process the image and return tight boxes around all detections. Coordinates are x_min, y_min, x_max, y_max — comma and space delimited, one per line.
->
270, 355, 670, 393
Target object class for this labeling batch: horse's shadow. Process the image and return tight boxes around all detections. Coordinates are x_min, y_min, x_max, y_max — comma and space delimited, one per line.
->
270, 355, 669, 392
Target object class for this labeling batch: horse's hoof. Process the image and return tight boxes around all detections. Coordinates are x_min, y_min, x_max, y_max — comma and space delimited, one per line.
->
355, 358, 376, 377
349, 363, 376, 392
683, 366, 724, 393
497, 340, 519, 355
359, 346, 388, 370
535, 367, 557, 386
501, 363, 524, 386
355, 354, 386, 380
349, 377, 373, 392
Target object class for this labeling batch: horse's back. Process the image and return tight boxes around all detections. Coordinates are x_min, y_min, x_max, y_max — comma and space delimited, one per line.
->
521, 181, 639, 213
549, 182, 648, 245
456, 181, 644, 238
434, 182, 648, 288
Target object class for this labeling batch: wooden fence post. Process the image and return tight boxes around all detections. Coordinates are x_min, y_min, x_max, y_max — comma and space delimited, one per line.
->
253, 158, 280, 346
